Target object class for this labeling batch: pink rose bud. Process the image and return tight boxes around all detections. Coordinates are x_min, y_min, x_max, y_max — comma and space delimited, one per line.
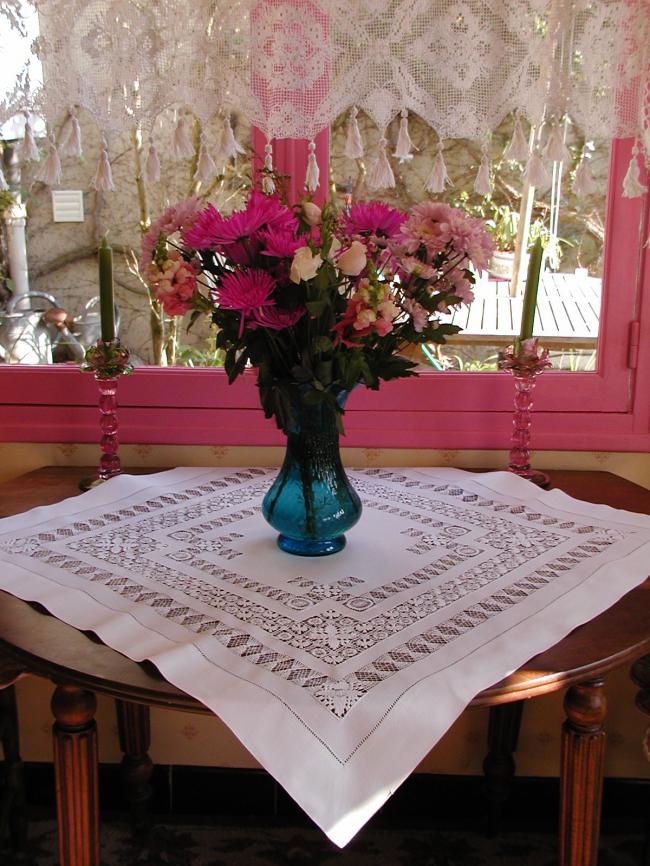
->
338, 240, 367, 276
302, 201, 322, 226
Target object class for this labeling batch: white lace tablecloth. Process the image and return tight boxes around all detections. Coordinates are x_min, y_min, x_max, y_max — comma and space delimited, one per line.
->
1, 467, 650, 845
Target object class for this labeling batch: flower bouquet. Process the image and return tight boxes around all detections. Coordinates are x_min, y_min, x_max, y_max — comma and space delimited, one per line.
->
142, 191, 492, 555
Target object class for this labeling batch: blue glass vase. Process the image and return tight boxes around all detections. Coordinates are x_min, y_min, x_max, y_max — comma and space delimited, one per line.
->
262, 390, 362, 556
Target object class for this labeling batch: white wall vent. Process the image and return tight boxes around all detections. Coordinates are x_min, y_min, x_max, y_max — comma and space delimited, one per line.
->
51, 190, 84, 222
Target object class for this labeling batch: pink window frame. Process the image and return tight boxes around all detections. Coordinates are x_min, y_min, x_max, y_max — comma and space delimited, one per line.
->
0, 137, 649, 452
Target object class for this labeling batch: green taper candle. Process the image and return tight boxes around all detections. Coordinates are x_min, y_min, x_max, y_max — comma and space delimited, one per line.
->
519, 237, 543, 340
99, 235, 115, 342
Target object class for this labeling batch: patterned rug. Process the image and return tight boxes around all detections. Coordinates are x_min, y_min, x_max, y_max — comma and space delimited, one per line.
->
5, 819, 645, 866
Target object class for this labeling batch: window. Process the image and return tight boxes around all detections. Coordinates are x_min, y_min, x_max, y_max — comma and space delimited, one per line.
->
0, 136, 648, 451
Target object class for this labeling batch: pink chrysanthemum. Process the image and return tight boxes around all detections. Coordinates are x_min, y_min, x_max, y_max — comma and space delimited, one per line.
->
213, 269, 277, 336
140, 197, 199, 274
259, 228, 303, 259
400, 201, 494, 271
183, 192, 298, 265
249, 305, 306, 331
343, 201, 406, 243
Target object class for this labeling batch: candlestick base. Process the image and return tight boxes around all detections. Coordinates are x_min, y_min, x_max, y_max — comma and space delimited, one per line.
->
81, 339, 133, 493
508, 467, 551, 489
498, 338, 552, 491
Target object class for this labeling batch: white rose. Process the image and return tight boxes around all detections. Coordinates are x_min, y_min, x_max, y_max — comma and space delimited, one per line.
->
302, 201, 322, 226
327, 237, 342, 261
290, 246, 323, 284
337, 240, 367, 276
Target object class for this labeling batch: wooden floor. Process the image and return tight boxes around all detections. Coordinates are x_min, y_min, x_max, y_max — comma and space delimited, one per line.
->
444, 272, 602, 349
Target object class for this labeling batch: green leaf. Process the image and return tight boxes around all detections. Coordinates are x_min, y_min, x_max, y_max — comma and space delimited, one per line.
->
312, 336, 333, 354
306, 299, 328, 317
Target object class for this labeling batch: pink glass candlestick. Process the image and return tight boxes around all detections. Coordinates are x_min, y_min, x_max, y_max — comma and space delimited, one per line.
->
498, 338, 552, 489
80, 339, 133, 490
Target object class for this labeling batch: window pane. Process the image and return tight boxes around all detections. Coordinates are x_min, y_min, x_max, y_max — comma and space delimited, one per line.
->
1, 109, 250, 366
330, 111, 609, 373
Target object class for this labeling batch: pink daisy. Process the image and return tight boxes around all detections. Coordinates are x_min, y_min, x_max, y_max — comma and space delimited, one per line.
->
213, 269, 277, 336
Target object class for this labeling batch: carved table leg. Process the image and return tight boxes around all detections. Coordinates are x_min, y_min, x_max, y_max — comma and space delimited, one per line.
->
630, 653, 650, 866
482, 700, 524, 836
115, 699, 153, 833
51, 684, 100, 866
559, 678, 607, 866
0, 685, 27, 850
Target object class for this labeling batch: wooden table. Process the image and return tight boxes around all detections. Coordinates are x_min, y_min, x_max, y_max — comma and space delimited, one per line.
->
1, 467, 650, 866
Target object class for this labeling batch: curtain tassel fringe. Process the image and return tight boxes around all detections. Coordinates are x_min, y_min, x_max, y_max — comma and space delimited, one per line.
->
221, 114, 246, 160
344, 106, 364, 160
504, 112, 529, 162
367, 135, 395, 190
173, 113, 195, 160
35, 135, 62, 185
622, 144, 647, 198
305, 140, 320, 192
473, 143, 492, 197
262, 142, 276, 195
194, 136, 217, 183
572, 155, 596, 197
91, 140, 115, 192
394, 109, 414, 162
145, 138, 161, 184
58, 108, 82, 158
543, 119, 571, 164
424, 140, 452, 194
524, 147, 550, 188
20, 116, 40, 162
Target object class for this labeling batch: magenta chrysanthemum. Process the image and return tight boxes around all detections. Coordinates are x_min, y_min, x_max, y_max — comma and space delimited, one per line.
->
183, 192, 298, 265
259, 228, 303, 259
213, 269, 277, 336
344, 201, 406, 242
249, 305, 306, 331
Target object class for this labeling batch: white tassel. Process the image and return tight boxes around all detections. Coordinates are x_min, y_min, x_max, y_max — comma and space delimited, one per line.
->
473, 143, 492, 197
504, 112, 529, 162
0, 165, 8, 191
173, 113, 194, 160
304, 140, 320, 192
262, 142, 276, 195
91, 140, 115, 192
622, 144, 647, 198
572, 155, 597, 197
20, 117, 40, 162
58, 108, 82, 158
194, 137, 217, 183
543, 119, 571, 164
220, 114, 245, 160
424, 140, 452, 194
145, 138, 161, 183
394, 109, 414, 162
524, 147, 550, 188
34, 135, 61, 185
344, 106, 364, 160
366, 135, 395, 190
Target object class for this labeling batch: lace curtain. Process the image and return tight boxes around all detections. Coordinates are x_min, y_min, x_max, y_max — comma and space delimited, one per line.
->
1, 0, 648, 192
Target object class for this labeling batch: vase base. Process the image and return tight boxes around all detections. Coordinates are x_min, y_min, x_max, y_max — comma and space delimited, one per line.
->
277, 534, 346, 557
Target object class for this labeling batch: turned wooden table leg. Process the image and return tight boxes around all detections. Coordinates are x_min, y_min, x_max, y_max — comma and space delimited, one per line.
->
51, 684, 100, 866
630, 653, 650, 866
115, 699, 153, 833
482, 700, 524, 836
0, 685, 27, 850
559, 678, 607, 866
